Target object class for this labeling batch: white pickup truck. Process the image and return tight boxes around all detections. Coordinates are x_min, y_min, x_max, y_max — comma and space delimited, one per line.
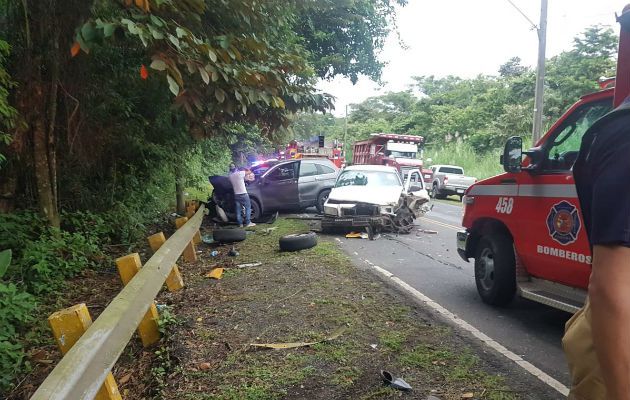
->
430, 165, 476, 200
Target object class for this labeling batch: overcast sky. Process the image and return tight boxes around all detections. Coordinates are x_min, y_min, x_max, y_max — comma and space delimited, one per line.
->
318, 0, 626, 116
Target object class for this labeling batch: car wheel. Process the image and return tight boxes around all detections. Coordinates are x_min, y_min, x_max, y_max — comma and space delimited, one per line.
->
316, 189, 330, 213
430, 184, 437, 199
279, 232, 318, 252
250, 198, 262, 222
474, 234, 516, 306
459, 195, 464, 202
213, 229, 247, 243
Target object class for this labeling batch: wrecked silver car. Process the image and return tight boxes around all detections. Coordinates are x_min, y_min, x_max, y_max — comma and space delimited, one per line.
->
321, 165, 430, 234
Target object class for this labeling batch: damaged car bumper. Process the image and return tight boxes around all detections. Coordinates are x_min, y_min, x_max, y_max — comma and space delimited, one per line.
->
322, 196, 430, 233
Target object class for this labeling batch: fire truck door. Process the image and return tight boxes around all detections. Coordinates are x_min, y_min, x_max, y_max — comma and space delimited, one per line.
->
513, 99, 611, 289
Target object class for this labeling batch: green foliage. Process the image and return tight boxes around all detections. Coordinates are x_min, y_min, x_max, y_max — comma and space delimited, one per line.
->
0, 39, 17, 168
425, 142, 504, 181
0, 248, 36, 391
335, 25, 617, 164
294, 0, 407, 84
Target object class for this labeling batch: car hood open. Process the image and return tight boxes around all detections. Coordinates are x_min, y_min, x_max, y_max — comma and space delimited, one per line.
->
327, 185, 403, 206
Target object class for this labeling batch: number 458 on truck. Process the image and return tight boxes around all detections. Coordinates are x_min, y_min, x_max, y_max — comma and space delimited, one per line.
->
457, 4, 630, 313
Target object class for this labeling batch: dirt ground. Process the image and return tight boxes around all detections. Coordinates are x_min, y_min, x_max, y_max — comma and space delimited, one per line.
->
7, 216, 559, 400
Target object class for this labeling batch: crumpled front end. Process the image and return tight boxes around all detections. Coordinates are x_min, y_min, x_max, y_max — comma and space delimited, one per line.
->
322, 193, 430, 234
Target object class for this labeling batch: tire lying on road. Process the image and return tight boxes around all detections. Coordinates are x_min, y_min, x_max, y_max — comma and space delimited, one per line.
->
279, 232, 318, 252
213, 229, 247, 243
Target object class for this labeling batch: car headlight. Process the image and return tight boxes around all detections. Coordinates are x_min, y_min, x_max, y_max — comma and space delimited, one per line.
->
323, 205, 338, 216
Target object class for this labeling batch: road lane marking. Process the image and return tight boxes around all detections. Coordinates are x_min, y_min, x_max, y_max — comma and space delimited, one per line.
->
420, 217, 462, 231
366, 260, 570, 396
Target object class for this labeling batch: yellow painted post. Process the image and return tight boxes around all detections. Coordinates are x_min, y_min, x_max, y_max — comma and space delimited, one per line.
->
115, 254, 161, 347
174, 216, 188, 229
185, 205, 196, 218
175, 217, 197, 262
193, 230, 202, 244
48, 304, 122, 400
148, 232, 184, 291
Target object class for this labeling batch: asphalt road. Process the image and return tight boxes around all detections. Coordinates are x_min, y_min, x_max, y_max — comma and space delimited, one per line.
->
332, 200, 573, 393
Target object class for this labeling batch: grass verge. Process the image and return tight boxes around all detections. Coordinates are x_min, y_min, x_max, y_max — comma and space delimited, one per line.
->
98, 217, 525, 399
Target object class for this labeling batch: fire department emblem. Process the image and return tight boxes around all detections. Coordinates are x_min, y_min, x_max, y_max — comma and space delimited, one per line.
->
546, 201, 581, 245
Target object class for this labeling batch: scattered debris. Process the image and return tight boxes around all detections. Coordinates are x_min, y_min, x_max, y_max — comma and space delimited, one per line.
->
155, 304, 167, 311
201, 234, 215, 244
119, 373, 132, 385
236, 262, 262, 268
199, 362, 211, 371
228, 248, 239, 257
426, 396, 442, 400
196, 317, 203, 322
261, 227, 278, 235
370, 344, 378, 349
379, 370, 412, 391
421, 229, 438, 234
205, 268, 224, 279
250, 327, 345, 349
461, 393, 474, 399
345, 232, 368, 239
210, 251, 218, 256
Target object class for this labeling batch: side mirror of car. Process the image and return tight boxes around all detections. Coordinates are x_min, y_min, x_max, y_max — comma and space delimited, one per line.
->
501, 136, 523, 173
409, 185, 422, 192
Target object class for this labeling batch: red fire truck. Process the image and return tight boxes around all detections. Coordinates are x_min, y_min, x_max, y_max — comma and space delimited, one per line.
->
352, 133, 433, 184
280, 138, 345, 168
456, 4, 629, 313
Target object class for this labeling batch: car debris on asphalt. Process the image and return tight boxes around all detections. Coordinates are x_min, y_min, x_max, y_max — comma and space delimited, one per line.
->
379, 370, 412, 391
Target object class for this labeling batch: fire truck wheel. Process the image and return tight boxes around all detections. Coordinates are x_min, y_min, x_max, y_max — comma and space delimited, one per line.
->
316, 190, 330, 213
213, 229, 247, 243
474, 234, 516, 306
279, 232, 318, 252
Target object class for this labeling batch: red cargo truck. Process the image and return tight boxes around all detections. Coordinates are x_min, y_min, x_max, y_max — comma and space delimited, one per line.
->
352, 133, 433, 184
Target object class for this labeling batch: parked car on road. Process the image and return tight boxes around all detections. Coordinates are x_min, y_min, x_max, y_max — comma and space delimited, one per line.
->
322, 165, 430, 234
208, 158, 339, 222
430, 165, 476, 200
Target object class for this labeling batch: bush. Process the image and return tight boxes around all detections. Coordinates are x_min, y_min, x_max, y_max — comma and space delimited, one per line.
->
0, 250, 36, 391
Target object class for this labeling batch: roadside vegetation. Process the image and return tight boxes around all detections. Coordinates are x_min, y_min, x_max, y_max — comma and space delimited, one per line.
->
292, 25, 617, 179
123, 218, 524, 400
0, 0, 405, 393
0, 0, 619, 396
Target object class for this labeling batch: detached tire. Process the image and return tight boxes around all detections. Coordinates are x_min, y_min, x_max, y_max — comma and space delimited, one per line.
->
213, 229, 247, 243
279, 232, 318, 252
474, 234, 516, 306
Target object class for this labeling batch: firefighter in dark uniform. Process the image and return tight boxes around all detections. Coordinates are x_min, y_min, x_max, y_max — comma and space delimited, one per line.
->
562, 95, 630, 400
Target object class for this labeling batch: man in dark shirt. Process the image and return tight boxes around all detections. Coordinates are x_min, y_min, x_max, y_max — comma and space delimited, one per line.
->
563, 99, 630, 400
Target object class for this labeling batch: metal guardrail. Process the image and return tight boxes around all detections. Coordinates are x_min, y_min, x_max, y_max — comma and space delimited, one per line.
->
31, 205, 205, 400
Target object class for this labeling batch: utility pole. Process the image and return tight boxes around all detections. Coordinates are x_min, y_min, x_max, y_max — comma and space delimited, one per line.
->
532, 0, 547, 144
506, 0, 547, 144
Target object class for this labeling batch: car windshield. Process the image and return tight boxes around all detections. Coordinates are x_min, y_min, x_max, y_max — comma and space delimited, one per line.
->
335, 170, 401, 188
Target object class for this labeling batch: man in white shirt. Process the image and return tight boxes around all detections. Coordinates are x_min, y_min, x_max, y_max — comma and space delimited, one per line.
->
228, 162, 256, 227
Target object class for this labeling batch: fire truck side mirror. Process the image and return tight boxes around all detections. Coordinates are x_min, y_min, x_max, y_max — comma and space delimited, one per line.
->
501, 136, 523, 173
